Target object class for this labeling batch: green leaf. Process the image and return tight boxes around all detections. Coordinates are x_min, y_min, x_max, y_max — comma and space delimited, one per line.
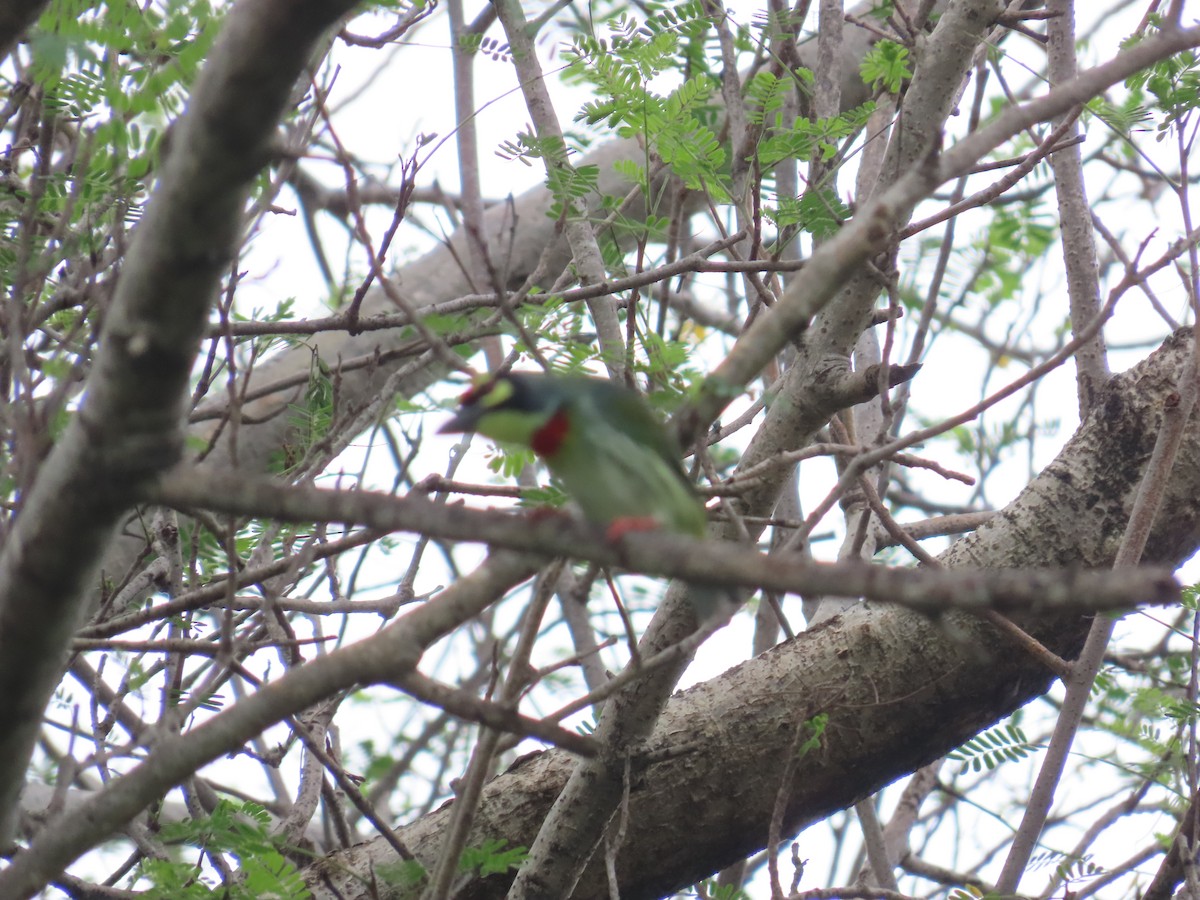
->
949, 723, 1034, 772
860, 39, 912, 93
458, 838, 528, 876
796, 713, 828, 758
765, 188, 850, 237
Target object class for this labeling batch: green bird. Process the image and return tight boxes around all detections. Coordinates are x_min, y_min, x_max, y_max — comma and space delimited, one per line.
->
439, 370, 737, 622
438, 371, 707, 539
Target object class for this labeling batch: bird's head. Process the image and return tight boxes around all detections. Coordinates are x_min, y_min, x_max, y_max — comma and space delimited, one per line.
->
438, 372, 572, 457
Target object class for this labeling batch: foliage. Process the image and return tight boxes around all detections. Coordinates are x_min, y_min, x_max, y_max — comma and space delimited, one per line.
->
1124, 20, 1200, 137
693, 879, 751, 899
860, 39, 912, 93
564, 7, 729, 201
752, 93, 876, 166
764, 188, 852, 238
138, 801, 307, 899
458, 839, 528, 877
1, 2, 1198, 900
948, 723, 1035, 773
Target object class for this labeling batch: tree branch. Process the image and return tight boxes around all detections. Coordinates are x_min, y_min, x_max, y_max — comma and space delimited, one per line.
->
0, 0, 363, 845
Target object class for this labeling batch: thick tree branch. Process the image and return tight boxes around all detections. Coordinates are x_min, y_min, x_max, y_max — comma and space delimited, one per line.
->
679, 21, 1200, 437
9, 317, 1194, 899
145, 466, 1178, 616
0, 0, 362, 845
298, 329, 1200, 900
0, 0, 50, 62
0, 551, 538, 900
505, 15, 1200, 897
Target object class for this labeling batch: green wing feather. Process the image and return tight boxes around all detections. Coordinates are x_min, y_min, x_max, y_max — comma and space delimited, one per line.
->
545, 375, 707, 536
588, 379, 692, 481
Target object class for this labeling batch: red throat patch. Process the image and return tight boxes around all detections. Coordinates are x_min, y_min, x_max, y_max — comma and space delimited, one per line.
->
531, 408, 570, 457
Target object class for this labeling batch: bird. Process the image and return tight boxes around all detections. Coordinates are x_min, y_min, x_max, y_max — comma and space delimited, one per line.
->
438, 370, 707, 539
439, 370, 737, 623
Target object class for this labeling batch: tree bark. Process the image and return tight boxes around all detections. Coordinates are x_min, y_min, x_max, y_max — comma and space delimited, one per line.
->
304, 330, 1200, 899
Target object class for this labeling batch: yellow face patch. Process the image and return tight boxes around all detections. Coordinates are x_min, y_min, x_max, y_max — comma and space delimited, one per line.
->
460, 374, 513, 410
451, 373, 559, 447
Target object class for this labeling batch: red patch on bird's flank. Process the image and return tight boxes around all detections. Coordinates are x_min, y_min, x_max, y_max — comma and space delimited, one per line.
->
531, 408, 570, 457
605, 516, 661, 542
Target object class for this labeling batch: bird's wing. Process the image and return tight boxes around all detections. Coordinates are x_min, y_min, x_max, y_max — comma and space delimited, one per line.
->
591, 381, 692, 482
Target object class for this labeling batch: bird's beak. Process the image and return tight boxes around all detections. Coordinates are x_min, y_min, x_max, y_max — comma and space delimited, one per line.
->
437, 407, 479, 435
